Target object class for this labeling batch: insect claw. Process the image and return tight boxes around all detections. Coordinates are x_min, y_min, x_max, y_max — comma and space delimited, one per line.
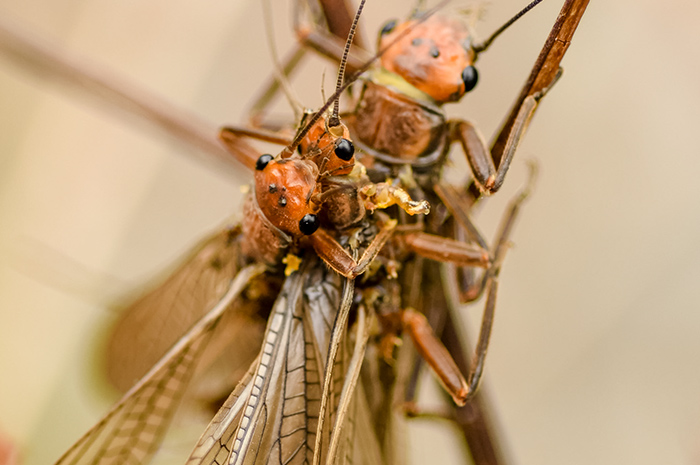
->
379, 334, 402, 363
401, 402, 457, 421
484, 174, 496, 192
452, 387, 469, 407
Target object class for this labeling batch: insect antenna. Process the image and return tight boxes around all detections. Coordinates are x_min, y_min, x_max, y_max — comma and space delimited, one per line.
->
472, 0, 545, 55
283, 0, 451, 157
327, 0, 367, 129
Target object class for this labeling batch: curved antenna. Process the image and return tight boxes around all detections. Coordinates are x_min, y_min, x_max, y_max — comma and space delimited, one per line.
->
472, 0, 544, 55
328, 0, 367, 128
284, 0, 451, 156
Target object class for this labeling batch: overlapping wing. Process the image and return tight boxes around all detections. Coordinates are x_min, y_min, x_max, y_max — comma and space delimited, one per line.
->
54, 264, 264, 465
187, 259, 383, 465
106, 228, 246, 393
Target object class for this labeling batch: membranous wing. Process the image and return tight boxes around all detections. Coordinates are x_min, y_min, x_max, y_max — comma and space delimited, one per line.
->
187, 258, 383, 465
54, 264, 265, 465
106, 227, 248, 392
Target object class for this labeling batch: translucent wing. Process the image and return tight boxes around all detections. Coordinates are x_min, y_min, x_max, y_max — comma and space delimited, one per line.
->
54, 264, 265, 465
106, 227, 245, 393
187, 263, 327, 465
187, 258, 382, 465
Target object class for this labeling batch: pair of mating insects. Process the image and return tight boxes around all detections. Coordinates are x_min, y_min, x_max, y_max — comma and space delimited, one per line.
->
49, 0, 590, 463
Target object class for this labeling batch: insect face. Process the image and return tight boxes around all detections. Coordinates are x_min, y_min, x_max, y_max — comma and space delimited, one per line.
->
254, 156, 320, 237
298, 116, 355, 176
378, 15, 477, 103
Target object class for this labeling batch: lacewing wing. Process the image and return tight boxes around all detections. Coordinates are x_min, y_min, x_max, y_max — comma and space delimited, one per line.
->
0, 1, 592, 462
0, 5, 264, 461
186, 258, 383, 465
56, 245, 383, 465
54, 264, 265, 465
104, 227, 273, 406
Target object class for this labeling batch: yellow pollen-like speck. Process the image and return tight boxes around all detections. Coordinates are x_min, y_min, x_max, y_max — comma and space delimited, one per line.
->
282, 254, 302, 276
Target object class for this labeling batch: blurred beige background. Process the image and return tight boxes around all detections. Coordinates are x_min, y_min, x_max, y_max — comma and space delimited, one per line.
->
1, 0, 699, 464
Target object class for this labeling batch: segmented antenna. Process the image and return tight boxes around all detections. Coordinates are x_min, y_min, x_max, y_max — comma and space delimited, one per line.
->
473, 0, 544, 54
328, 0, 367, 128
284, 0, 451, 156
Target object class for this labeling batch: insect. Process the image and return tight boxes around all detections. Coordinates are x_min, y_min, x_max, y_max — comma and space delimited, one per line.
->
46, 3, 484, 463
246, 0, 590, 461
0, 1, 592, 462
253, 0, 547, 193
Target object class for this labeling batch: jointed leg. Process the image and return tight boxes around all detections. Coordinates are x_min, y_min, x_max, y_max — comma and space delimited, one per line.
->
452, 68, 560, 195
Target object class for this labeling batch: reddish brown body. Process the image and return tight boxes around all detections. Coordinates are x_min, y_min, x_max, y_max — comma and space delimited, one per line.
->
298, 116, 355, 176
379, 15, 474, 103
260, 6, 589, 455
350, 80, 446, 163
343, 14, 482, 176
223, 110, 419, 279
240, 193, 291, 266
254, 158, 320, 237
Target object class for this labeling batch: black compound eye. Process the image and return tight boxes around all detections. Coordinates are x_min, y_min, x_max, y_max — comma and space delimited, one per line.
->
380, 19, 397, 36
256, 154, 273, 171
334, 138, 354, 161
299, 214, 320, 235
461, 66, 479, 93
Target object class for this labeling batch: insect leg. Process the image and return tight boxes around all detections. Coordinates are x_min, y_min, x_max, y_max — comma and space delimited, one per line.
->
402, 308, 469, 406
460, 165, 537, 398
439, 289, 509, 465
455, 70, 561, 194
473, 0, 590, 195
402, 231, 490, 268
402, 257, 509, 465
247, 0, 371, 125
217, 126, 286, 171
326, 303, 371, 462
247, 46, 308, 128
220, 126, 293, 146
491, 0, 590, 165
312, 275, 355, 465
308, 219, 395, 279
0, 18, 248, 172
402, 165, 536, 408
434, 182, 492, 302
294, 18, 370, 74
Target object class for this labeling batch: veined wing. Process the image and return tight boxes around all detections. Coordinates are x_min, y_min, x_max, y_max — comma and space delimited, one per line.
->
106, 226, 273, 413
105, 227, 253, 393
55, 264, 265, 465
187, 261, 329, 465
187, 258, 383, 465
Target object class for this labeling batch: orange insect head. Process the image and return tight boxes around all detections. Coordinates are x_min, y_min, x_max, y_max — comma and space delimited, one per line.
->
255, 154, 321, 237
378, 15, 478, 103
298, 116, 355, 176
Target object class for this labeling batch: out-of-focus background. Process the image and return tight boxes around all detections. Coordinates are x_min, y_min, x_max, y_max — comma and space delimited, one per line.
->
1, 0, 699, 464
